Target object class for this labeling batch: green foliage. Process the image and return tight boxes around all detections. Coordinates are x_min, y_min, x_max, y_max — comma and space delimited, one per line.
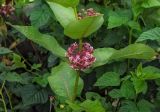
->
0, 0, 160, 111
48, 62, 84, 101
64, 15, 104, 39
136, 27, 160, 43
11, 25, 66, 57
47, 2, 76, 28
95, 72, 120, 87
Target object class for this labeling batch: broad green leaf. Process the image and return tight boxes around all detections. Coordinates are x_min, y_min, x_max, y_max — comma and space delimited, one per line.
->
47, 2, 76, 28
80, 100, 105, 112
64, 15, 104, 39
120, 80, 136, 99
93, 48, 116, 67
67, 99, 105, 112
137, 100, 154, 112
142, 0, 160, 8
119, 101, 138, 112
132, 0, 144, 18
0, 47, 12, 55
111, 43, 156, 60
136, 27, 160, 43
20, 85, 48, 106
48, 62, 84, 100
33, 73, 49, 87
108, 89, 122, 98
11, 25, 66, 58
141, 66, 160, 80
132, 78, 147, 94
48, 0, 79, 7
108, 10, 131, 29
95, 72, 120, 87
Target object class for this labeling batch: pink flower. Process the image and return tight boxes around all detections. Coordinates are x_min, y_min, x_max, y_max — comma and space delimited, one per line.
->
66, 42, 96, 70
78, 8, 100, 20
0, 4, 15, 17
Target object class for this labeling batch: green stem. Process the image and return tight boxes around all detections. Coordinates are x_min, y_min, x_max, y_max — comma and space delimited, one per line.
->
0, 81, 7, 112
127, 28, 133, 70
4, 87, 14, 112
72, 71, 80, 102
74, 7, 78, 20
79, 39, 83, 50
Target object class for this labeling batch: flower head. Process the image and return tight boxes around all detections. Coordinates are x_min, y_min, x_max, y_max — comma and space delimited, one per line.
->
66, 42, 96, 70
78, 8, 100, 20
0, 4, 15, 17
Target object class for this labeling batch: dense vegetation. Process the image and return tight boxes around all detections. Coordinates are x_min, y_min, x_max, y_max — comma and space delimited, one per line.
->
0, 0, 160, 112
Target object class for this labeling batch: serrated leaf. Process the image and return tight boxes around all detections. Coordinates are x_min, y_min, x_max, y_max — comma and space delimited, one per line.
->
132, 78, 147, 94
20, 85, 48, 106
141, 66, 160, 80
64, 15, 104, 39
48, 62, 84, 101
108, 89, 122, 98
95, 72, 120, 87
119, 100, 138, 112
11, 25, 66, 58
136, 27, 160, 43
111, 43, 156, 60
47, 2, 76, 28
29, 5, 51, 28
120, 80, 136, 99
142, 0, 160, 8
137, 100, 154, 112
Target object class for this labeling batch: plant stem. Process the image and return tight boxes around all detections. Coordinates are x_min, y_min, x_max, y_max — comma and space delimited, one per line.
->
0, 81, 7, 112
72, 71, 80, 102
4, 87, 14, 112
79, 39, 83, 50
127, 28, 133, 71
74, 7, 78, 20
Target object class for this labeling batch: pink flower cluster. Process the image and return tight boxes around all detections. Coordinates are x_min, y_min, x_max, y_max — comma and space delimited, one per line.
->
66, 42, 96, 70
0, 4, 15, 17
78, 8, 100, 20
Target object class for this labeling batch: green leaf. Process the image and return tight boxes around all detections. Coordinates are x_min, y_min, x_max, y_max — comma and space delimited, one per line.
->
48, 62, 84, 100
111, 43, 156, 60
95, 72, 120, 87
20, 85, 48, 106
47, 2, 76, 28
12, 53, 26, 69
0, 47, 12, 55
137, 100, 154, 112
132, 78, 147, 94
119, 100, 138, 112
108, 89, 122, 98
33, 73, 49, 87
141, 66, 160, 80
120, 80, 136, 99
136, 27, 160, 43
142, 0, 160, 8
108, 10, 131, 29
11, 25, 66, 58
67, 99, 105, 112
29, 4, 51, 28
64, 15, 104, 39
93, 48, 116, 67
48, 0, 79, 7
80, 100, 105, 112
127, 21, 141, 31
